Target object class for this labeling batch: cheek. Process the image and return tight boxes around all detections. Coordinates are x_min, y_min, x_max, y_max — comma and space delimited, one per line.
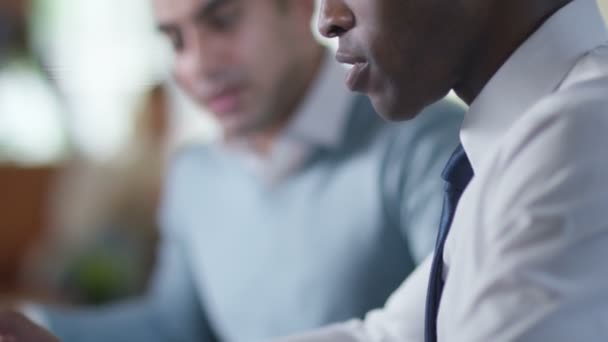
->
239, 35, 287, 85
172, 61, 199, 96
366, 39, 400, 93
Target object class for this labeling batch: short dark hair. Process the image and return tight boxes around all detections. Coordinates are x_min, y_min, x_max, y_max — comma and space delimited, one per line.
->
276, 0, 288, 12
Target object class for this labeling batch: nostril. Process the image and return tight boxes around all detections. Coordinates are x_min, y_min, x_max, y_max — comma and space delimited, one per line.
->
318, 0, 354, 39
327, 25, 347, 38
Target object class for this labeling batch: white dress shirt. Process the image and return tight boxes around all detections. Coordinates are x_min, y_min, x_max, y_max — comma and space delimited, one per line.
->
274, 0, 608, 341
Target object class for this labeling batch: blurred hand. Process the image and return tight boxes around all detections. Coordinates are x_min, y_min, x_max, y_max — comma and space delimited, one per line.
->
0, 311, 59, 342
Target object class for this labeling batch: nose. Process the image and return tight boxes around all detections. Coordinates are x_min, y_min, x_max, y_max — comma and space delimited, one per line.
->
318, 0, 355, 39
179, 42, 203, 76
178, 27, 225, 79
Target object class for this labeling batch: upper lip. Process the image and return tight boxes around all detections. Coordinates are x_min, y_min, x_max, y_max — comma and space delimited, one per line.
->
335, 50, 366, 65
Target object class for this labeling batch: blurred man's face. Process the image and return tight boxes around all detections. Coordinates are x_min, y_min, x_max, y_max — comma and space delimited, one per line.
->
319, 0, 486, 121
153, 0, 315, 137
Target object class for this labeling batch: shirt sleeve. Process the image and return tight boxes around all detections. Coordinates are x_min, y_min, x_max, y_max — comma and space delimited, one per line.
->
271, 255, 432, 342
30, 157, 217, 342
444, 94, 608, 341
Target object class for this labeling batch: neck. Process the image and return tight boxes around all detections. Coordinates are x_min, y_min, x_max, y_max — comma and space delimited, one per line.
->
249, 44, 326, 155
454, 0, 572, 105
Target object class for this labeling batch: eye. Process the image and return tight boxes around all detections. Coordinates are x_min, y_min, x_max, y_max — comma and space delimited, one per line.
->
159, 27, 184, 52
168, 31, 185, 51
208, 4, 242, 31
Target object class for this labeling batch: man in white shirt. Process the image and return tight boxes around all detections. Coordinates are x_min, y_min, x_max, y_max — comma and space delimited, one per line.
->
272, 0, 608, 341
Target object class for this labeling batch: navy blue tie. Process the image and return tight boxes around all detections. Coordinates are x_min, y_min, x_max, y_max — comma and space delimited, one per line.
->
425, 144, 473, 342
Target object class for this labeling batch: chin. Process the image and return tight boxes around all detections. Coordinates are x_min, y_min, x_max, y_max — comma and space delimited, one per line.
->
219, 120, 247, 139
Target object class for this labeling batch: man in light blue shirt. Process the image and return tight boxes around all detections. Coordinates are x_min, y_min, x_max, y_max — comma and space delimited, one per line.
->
11, 0, 463, 340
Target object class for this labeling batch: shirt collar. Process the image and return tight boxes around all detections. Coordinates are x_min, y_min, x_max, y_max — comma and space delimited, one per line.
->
460, 0, 608, 172
220, 50, 355, 182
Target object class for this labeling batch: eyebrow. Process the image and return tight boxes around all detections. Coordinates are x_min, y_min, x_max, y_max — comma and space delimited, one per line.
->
157, 0, 236, 33
157, 23, 174, 35
195, 0, 236, 21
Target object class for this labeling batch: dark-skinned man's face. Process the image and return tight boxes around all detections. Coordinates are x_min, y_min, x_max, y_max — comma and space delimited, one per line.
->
319, 0, 486, 121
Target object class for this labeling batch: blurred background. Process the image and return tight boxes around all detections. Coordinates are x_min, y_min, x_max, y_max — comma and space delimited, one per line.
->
0, 0, 220, 306
0, 0, 606, 307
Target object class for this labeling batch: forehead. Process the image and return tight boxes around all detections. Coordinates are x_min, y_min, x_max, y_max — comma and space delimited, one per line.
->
152, 0, 233, 23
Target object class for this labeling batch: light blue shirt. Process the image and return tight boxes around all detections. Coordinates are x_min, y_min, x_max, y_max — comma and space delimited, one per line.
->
37, 57, 464, 341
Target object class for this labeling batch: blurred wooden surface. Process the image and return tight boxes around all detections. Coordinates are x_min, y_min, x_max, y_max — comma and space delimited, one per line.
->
0, 166, 57, 291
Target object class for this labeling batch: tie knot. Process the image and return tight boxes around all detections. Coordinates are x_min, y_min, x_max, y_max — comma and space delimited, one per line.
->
441, 144, 473, 192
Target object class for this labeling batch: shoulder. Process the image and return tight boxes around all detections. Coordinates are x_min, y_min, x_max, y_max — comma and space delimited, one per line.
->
487, 76, 608, 215
161, 144, 220, 205
476, 77, 608, 247
158, 144, 221, 234
166, 144, 220, 182
499, 75, 608, 164
541, 74, 608, 119
500, 43, 608, 159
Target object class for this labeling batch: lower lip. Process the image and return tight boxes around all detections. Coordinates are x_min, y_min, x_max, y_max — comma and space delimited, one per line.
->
345, 62, 370, 91
208, 91, 241, 114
